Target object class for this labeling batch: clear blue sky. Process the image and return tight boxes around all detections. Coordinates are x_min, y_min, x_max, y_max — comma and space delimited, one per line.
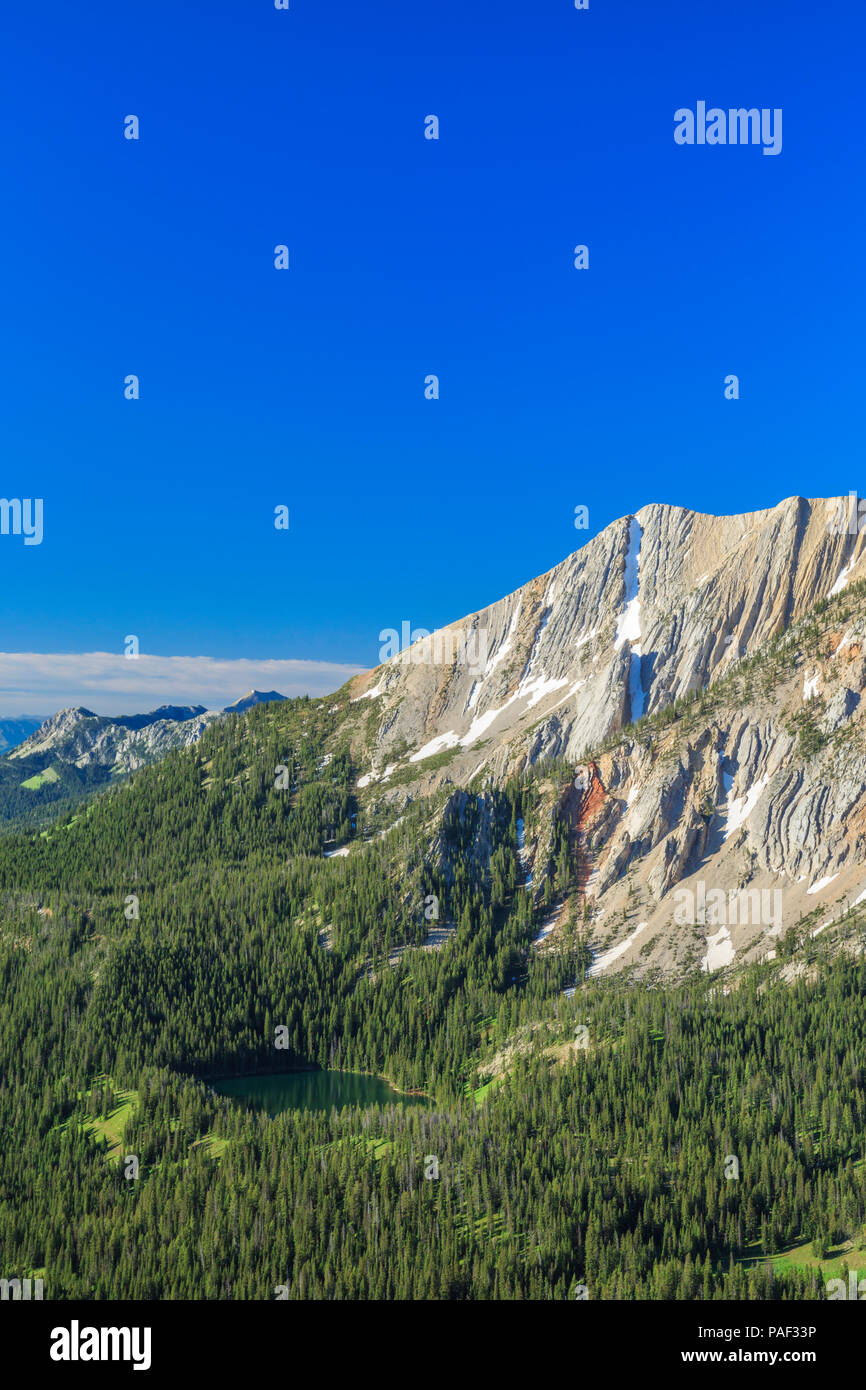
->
1, 0, 864, 688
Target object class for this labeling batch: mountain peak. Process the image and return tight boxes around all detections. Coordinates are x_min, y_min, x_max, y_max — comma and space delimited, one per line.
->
223, 690, 287, 714
350, 492, 866, 790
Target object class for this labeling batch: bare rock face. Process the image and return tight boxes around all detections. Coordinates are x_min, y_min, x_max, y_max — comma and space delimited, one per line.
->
822, 687, 859, 731
0, 697, 292, 831
9, 706, 99, 756
7, 706, 223, 776
352, 496, 866, 790
348, 495, 866, 981
6, 693, 290, 781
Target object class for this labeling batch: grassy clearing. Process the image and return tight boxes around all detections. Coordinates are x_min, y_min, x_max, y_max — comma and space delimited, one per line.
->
455, 1210, 525, 1264
471, 1075, 505, 1106
190, 1134, 231, 1162
741, 1234, 866, 1282
365, 1137, 391, 1160
71, 1085, 139, 1162
317, 1134, 392, 1162
70, 1079, 231, 1167
40, 811, 86, 840
21, 767, 60, 790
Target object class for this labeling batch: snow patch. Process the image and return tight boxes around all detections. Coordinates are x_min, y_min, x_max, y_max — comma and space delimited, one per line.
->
409, 733, 460, 763
516, 672, 569, 709
614, 517, 644, 720
701, 926, 735, 972
829, 558, 855, 597
722, 772, 767, 834
614, 603, 641, 651
627, 653, 644, 723
461, 706, 502, 744
806, 873, 839, 895
532, 909, 561, 946
588, 920, 648, 976
455, 669, 574, 756
516, 817, 534, 890
803, 671, 820, 701
723, 774, 769, 840
377, 816, 405, 839
521, 593, 555, 685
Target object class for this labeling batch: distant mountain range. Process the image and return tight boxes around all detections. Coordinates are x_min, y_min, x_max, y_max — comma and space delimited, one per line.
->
0, 717, 45, 754
223, 690, 287, 715
0, 691, 286, 829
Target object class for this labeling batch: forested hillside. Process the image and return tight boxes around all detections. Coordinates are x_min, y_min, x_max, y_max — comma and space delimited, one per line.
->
1, 693, 864, 1299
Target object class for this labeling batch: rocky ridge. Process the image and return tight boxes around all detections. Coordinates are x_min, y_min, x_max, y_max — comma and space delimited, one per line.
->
337, 496, 866, 980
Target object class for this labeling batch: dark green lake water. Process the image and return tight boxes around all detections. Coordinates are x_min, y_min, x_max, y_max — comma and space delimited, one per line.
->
212, 1070, 429, 1114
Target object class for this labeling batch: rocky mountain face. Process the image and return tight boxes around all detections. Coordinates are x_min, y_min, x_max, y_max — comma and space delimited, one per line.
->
8, 498, 866, 985
351, 496, 866, 780
7, 691, 288, 774
7, 705, 222, 773
338, 496, 866, 981
0, 691, 288, 828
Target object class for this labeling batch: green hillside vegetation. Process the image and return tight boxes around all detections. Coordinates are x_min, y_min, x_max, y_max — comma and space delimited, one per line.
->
0, 754, 106, 833
20, 766, 61, 790
0, 680, 864, 1299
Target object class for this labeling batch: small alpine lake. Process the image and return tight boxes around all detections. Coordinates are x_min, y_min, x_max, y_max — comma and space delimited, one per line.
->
211, 1070, 430, 1114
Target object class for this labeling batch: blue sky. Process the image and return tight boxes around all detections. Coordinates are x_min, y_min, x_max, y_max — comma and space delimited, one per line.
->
1, 0, 864, 711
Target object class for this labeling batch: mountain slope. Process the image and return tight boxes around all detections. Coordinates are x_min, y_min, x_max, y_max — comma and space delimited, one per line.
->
349, 496, 866, 790
4, 496, 866, 984
312, 495, 866, 982
7, 705, 221, 770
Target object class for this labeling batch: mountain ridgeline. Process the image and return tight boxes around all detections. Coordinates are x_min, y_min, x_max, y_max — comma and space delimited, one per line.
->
0, 690, 287, 832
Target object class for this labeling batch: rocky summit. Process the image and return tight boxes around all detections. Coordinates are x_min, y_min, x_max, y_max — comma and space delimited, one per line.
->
0, 692, 288, 829
336, 496, 866, 980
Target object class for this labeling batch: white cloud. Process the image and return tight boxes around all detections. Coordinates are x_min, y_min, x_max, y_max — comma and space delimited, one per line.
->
0, 651, 365, 717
